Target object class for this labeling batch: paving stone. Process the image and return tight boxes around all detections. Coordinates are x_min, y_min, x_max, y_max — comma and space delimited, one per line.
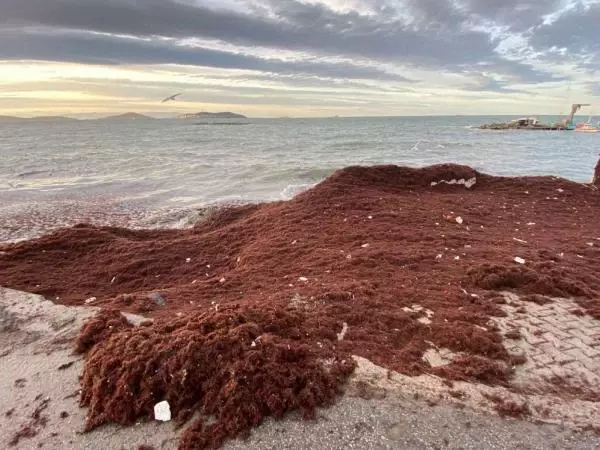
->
494, 294, 600, 395
532, 353, 555, 367
567, 337, 600, 357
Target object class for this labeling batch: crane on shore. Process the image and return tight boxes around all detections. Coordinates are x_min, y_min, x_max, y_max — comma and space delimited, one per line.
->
564, 103, 590, 129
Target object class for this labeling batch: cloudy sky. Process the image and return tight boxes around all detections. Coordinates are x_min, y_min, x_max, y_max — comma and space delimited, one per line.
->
1, 0, 599, 117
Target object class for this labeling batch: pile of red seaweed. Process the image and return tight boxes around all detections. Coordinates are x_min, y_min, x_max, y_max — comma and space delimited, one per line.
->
2, 164, 600, 448
76, 308, 354, 449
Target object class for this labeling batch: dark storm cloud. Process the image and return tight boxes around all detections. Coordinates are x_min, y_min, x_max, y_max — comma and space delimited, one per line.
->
531, 3, 600, 59
0, 0, 577, 84
469, 58, 567, 84
460, 0, 563, 31
0, 29, 405, 81
1, 0, 495, 65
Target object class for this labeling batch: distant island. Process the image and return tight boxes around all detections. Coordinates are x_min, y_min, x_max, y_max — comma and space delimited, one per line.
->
0, 115, 78, 122
98, 112, 155, 121
31, 116, 77, 121
177, 112, 247, 119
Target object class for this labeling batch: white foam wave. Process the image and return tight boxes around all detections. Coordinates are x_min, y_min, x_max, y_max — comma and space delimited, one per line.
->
280, 183, 314, 199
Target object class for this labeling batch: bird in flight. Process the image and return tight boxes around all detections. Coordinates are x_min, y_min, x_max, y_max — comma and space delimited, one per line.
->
161, 93, 182, 103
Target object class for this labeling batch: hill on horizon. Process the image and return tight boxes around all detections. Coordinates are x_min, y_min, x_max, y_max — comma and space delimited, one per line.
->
98, 112, 156, 120
0, 115, 78, 121
177, 111, 247, 119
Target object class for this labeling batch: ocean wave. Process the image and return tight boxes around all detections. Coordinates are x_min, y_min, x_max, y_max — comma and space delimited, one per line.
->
280, 183, 314, 199
16, 170, 49, 178
255, 167, 334, 184
193, 122, 251, 126
328, 140, 381, 149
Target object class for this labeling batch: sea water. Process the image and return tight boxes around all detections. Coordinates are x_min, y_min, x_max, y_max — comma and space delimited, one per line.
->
1, 116, 598, 242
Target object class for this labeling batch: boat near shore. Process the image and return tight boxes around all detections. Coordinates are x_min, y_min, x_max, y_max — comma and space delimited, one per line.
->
575, 118, 599, 133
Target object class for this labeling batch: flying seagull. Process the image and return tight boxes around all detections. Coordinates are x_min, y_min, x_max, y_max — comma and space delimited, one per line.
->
161, 93, 182, 103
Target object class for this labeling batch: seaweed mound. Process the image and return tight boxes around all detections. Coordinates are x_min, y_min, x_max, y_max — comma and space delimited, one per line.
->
1, 163, 600, 447
78, 306, 355, 449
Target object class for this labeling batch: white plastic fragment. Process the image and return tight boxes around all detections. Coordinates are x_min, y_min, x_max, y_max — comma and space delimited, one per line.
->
430, 178, 476, 189
454, 256, 460, 260
435, 254, 443, 261
455, 216, 464, 225
85, 297, 96, 304
299, 276, 308, 282
154, 401, 171, 422
587, 242, 594, 247
526, 222, 536, 226
512, 238, 528, 244
361, 243, 370, 248
337, 322, 349, 341
514, 257, 526, 265
461, 289, 478, 299
219, 277, 226, 283
185, 258, 191, 263
464, 178, 477, 189
368, 215, 373, 220
110, 276, 116, 284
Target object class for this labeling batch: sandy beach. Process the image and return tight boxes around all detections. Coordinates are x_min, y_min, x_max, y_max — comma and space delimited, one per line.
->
2, 164, 600, 449
2, 287, 600, 449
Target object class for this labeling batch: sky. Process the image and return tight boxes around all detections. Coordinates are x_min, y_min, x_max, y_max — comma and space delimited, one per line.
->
1, 0, 599, 117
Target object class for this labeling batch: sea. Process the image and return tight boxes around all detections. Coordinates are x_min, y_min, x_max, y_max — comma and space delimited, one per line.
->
1, 115, 598, 242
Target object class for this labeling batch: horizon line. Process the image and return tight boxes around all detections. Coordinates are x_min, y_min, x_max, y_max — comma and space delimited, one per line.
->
0, 112, 579, 121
